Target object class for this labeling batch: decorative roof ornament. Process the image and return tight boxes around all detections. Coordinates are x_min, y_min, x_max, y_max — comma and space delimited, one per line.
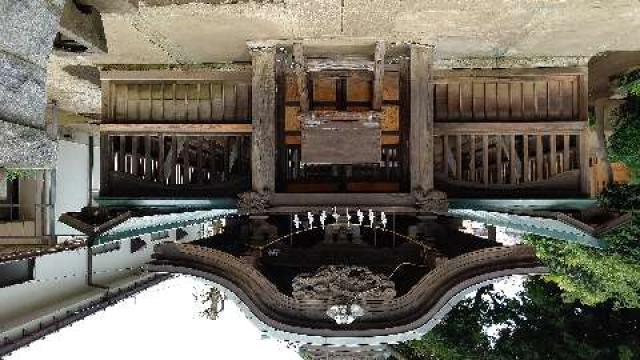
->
326, 304, 366, 325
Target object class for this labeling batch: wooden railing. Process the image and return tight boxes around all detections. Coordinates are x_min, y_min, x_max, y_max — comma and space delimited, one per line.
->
100, 134, 250, 197
282, 144, 403, 192
434, 122, 587, 195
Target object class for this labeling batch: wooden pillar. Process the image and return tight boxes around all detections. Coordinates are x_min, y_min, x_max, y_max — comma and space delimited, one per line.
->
409, 43, 435, 193
249, 43, 277, 194
372, 41, 386, 111
293, 42, 309, 114
578, 69, 592, 194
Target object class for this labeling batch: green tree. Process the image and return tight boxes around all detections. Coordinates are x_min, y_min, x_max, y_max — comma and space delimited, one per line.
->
394, 277, 640, 360
524, 216, 640, 309
609, 69, 640, 183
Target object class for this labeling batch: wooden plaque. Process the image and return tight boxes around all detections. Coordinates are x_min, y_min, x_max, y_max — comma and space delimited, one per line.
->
301, 113, 381, 164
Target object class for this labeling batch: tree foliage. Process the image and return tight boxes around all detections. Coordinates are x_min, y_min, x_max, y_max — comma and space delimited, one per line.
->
609, 70, 640, 183
394, 277, 640, 360
598, 183, 640, 211
524, 217, 640, 309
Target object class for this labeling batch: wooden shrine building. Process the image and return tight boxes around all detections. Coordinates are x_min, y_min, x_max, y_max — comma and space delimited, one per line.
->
98, 40, 592, 215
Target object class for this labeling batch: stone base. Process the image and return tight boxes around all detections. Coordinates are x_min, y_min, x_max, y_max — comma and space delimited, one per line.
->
237, 191, 271, 215
0, 169, 7, 200
414, 189, 449, 214
0, 120, 57, 168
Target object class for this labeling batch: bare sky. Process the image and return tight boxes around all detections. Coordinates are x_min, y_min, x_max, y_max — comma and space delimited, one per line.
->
7, 276, 301, 360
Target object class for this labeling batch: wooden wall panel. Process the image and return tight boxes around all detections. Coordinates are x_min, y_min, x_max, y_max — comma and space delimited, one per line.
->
105, 79, 252, 124
433, 73, 583, 123
460, 82, 473, 121
447, 82, 460, 120
497, 83, 510, 120
383, 72, 399, 101
510, 82, 523, 121
472, 83, 485, 120
484, 83, 497, 121
435, 84, 448, 121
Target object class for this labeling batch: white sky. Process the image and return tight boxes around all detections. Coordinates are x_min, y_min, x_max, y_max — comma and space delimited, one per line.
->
7, 276, 301, 360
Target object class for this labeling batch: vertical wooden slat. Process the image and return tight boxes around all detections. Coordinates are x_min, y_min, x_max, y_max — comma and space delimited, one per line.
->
482, 135, 489, 186
579, 73, 589, 122
523, 134, 529, 182
212, 82, 224, 120
535, 81, 548, 120
235, 83, 250, 122
496, 135, 503, 184
101, 80, 111, 122
497, 83, 510, 120
197, 140, 204, 184
442, 135, 449, 177
510, 134, 517, 184
485, 83, 497, 121
131, 136, 139, 177
472, 82, 485, 121
435, 84, 448, 121
456, 135, 462, 180
118, 135, 126, 173
144, 135, 152, 181
460, 81, 473, 121
160, 83, 165, 122
470, 135, 476, 182
196, 83, 202, 122
510, 82, 523, 121
548, 80, 561, 120
183, 137, 190, 184
293, 43, 310, 113
209, 138, 217, 183
158, 135, 165, 183
372, 41, 385, 111
550, 134, 557, 176
560, 80, 573, 120
99, 134, 111, 194
223, 82, 237, 121
536, 135, 544, 180
522, 82, 535, 120
170, 136, 177, 184
447, 82, 460, 120
563, 134, 571, 171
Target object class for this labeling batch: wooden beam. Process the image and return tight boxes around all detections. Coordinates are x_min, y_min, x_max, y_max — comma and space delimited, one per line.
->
118, 135, 125, 173
144, 135, 152, 181
469, 135, 476, 182
496, 135, 503, 184
410, 43, 435, 193
434, 121, 586, 136
131, 136, 139, 176
158, 135, 165, 183
101, 80, 111, 122
482, 135, 489, 186
372, 41, 386, 111
510, 134, 517, 184
550, 134, 557, 176
100, 123, 252, 135
99, 134, 111, 195
456, 135, 463, 180
293, 43, 310, 114
306, 57, 374, 72
523, 134, 529, 182
100, 70, 252, 82
563, 134, 571, 171
250, 44, 277, 193
536, 135, 544, 181
433, 67, 588, 79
